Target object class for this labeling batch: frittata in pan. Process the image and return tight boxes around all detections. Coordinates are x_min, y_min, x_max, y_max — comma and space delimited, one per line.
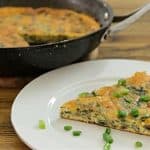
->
0, 7, 100, 47
60, 72, 150, 136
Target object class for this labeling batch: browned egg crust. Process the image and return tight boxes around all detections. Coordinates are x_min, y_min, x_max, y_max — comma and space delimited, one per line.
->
0, 7, 100, 47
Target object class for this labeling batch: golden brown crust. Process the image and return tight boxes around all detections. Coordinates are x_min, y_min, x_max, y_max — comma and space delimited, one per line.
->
0, 7, 100, 47
0, 7, 35, 16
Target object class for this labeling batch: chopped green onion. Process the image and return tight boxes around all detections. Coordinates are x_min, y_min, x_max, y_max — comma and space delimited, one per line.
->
103, 133, 113, 144
78, 92, 91, 98
135, 141, 143, 148
105, 128, 111, 134
103, 128, 113, 150
104, 143, 111, 150
113, 87, 129, 98
38, 120, 46, 129
72, 130, 82, 136
139, 95, 150, 102
113, 92, 121, 98
118, 110, 127, 118
117, 79, 126, 86
64, 125, 72, 131
130, 108, 139, 117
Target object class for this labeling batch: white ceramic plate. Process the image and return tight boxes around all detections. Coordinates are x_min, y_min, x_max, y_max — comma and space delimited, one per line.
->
11, 59, 150, 150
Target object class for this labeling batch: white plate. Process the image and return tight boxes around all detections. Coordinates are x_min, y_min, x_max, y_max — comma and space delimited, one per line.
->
11, 59, 150, 150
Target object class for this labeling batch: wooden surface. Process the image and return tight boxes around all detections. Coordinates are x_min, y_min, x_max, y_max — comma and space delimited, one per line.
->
0, 0, 150, 149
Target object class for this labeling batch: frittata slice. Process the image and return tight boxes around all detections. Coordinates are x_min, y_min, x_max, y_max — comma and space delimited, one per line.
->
60, 72, 150, 136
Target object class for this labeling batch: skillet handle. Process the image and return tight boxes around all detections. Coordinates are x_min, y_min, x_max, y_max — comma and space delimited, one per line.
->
104, 3, 150, 39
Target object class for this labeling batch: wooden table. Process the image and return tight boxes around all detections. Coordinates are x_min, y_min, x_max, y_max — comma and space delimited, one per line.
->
0, 0, 150, 149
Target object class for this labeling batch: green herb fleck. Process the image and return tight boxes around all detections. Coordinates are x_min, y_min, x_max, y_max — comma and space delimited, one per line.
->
78, 92, 91, 98
72, 130, 82, 136
38, 120, 46, 129
124, 98, 132, 104
130, 108, 139, 117
64, 125, 72, 131
117, 79, 126, 86
118, 110, 127, 118
104, 143, 111, 150
113, 87, 129, 98
139, 95, 150, 102
135, 141, 143, 148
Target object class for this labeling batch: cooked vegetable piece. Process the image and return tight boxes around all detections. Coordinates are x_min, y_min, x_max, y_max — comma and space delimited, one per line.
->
118, 110, 127, 118
64, 125, 72, 131
103, 133, 113, 144
38, 120, 46, 129
113, 87, 129, 98
117, 79, 126, 86
135, 141, 143, 148
130, 108, 139, 117
104, 143, 111, 150
78, 92, 92, 98
72, 130, 82, 136
139, 95, 150, 102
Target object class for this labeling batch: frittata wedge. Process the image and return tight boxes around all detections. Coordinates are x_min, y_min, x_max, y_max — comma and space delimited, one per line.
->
60, 72, 150, 136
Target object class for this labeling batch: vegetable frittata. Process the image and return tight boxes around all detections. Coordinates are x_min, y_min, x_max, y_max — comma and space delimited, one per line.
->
0, 7, 100, 47
60, 72, 150, 136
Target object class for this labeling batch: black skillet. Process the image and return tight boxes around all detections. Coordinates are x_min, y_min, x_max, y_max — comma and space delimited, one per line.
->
0, 0, 149, 76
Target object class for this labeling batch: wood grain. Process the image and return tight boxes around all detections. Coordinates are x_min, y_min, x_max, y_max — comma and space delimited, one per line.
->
0, 0, 150, 149
0, 88, 29, 150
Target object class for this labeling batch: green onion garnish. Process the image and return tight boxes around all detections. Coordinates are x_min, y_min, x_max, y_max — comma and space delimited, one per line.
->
105, 128, 111, 134
72, 130, 82, 136
103, 128, 113, 150
139, 95, 150, 102
135, 141, 143, 148
38, 120, 46, 129
118, 110, 127, 118
113, 87, 129, 98
78, 92, 91, 98
117, 79, 126, 86
130, 108, 139, 117
64, 125, 72, 131
104, 142, 111, 150
103, 133, 113, 144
